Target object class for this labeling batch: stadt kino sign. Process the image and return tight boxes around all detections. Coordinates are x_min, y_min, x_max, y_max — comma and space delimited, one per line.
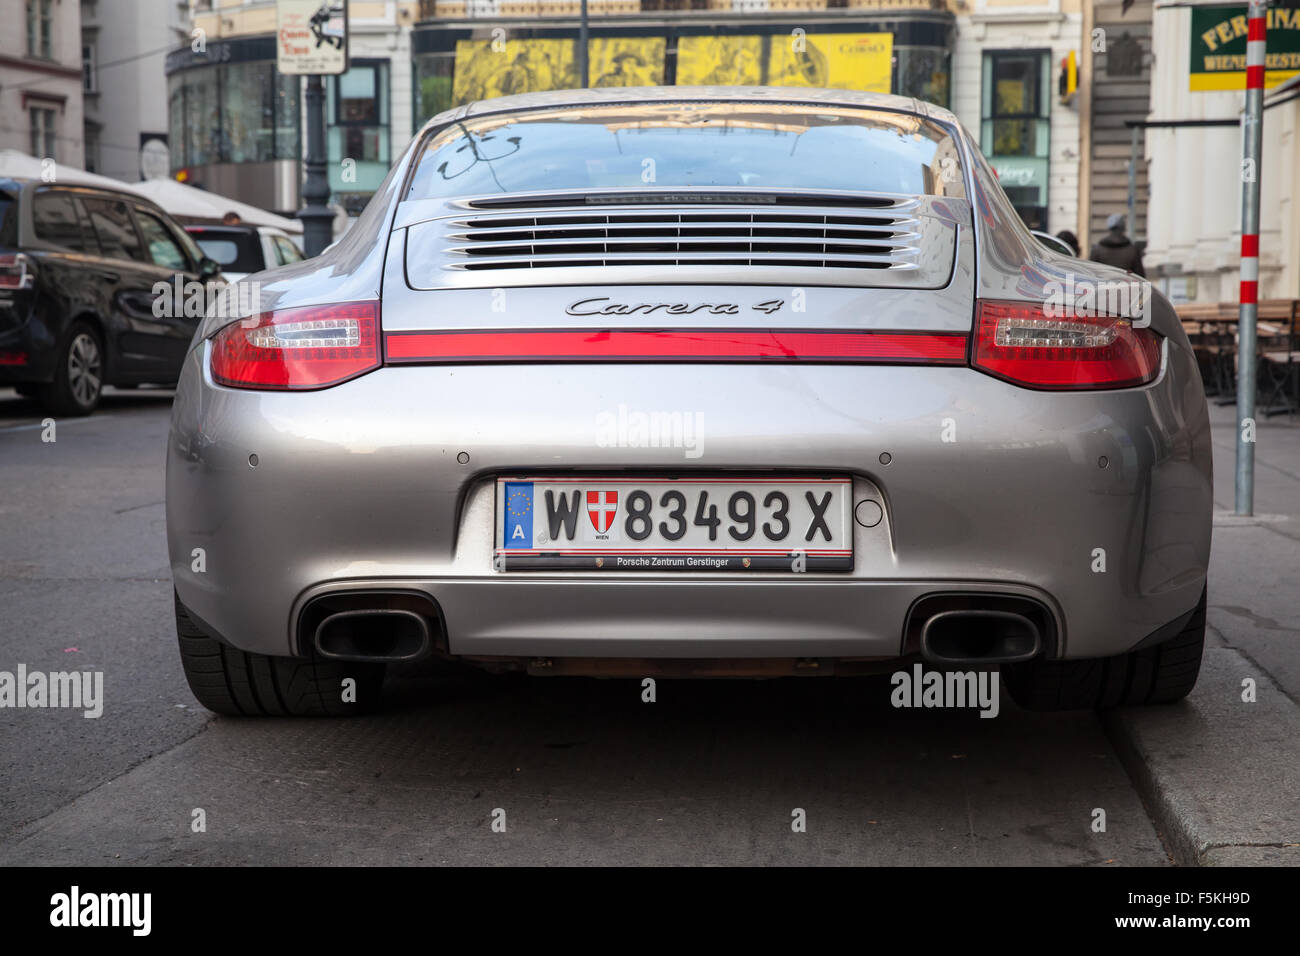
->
277, 0, 349, 75
1190, 4, 1300, 90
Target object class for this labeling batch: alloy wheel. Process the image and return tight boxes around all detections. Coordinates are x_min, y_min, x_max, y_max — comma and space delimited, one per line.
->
67, 332, 102, 408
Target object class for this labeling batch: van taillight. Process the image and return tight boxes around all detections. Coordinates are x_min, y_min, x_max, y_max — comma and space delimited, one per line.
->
0, 253, 35, 290
972, 300, 1161, 390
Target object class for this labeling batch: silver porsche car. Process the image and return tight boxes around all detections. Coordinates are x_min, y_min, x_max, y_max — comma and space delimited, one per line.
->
165, 87, 1211, 717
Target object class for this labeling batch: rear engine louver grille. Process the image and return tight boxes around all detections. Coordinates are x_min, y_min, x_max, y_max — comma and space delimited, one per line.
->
442, 206, 922, 272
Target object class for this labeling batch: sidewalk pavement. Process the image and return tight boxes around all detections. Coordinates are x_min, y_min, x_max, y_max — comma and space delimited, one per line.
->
1104, 402, 1300, 864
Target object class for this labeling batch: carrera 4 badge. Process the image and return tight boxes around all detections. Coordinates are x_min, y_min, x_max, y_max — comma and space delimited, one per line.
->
566, 297, 785, 316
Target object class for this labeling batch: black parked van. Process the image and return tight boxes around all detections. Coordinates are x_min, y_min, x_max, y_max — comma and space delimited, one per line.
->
0, 177, 221, 415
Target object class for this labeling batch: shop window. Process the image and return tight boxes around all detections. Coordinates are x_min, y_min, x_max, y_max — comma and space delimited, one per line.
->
896, 46, 950, 108
328, 60, 391, 199
980, 50, 1051, 230
167, 64, 300, 170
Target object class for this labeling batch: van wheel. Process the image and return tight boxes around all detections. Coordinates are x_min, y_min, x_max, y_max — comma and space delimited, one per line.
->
1005, 588, 1206, 711
40, 322, 103, 416
175, 593, 386, 717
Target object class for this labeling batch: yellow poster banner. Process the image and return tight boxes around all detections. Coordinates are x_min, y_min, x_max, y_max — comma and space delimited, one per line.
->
768, 32, 893, 92
589, 37, 666, 88
676, 36, 764, 86
452, 39, 575, 104
452, 32, 893, 106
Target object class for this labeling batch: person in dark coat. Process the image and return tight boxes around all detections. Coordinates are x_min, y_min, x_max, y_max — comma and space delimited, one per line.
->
1089, 213, 1145, 276
1055, 230, 1080, 256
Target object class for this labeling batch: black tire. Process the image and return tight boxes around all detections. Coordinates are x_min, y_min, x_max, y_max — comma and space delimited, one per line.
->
175, 593, 386, 716
39, 321, 103, 416
1005, 588, 1206, 711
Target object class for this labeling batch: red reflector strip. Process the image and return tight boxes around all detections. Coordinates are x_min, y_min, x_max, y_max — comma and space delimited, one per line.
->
0, 350, 29, 366
385, 329, 968, 364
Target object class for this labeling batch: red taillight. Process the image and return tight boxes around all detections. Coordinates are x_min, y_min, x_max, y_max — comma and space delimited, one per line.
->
0, 350, 28, 366
0, 253, 35, 290
210, 302, 380, 390
972, 299, 1161, 390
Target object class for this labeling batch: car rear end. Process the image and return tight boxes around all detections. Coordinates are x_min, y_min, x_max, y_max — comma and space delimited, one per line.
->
0, 180, 40, 383
166, 89, 1211, 713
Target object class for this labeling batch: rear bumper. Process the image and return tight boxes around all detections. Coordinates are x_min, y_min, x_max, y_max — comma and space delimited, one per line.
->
166, 335, 1212, 661
0, 294, 57, 384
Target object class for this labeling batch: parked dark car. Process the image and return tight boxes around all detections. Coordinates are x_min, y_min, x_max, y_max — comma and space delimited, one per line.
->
0, 177, 221, 415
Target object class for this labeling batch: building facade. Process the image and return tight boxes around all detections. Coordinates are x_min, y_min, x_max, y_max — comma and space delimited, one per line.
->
1077, 0, 1151, 253
950, 0, 1084, 235
166, 0, 1087, 229
80, 0, 192, 180
1143, 2, 1300, 303
168, 0, 417, 215
0, 0, 86, 168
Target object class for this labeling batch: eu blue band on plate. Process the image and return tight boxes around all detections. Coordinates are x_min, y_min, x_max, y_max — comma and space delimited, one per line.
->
503, 481, 534, 549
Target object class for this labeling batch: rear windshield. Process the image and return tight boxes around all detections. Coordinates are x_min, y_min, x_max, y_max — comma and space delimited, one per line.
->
189, 229, 263, 273
406, 103, 964, 200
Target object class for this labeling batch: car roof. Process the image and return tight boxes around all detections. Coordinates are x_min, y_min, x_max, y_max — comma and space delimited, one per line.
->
0, 175, 171, 212
428, 85, 958, 135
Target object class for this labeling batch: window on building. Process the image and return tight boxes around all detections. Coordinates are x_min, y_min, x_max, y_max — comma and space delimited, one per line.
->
896, 47, 951, 109
328, 60, 390, 207
84, 123, 100, 173
27, 0, 53, 58
82, 43, 97, 92
167, 64, 300, 170
225, 61, 279, 163
30, 108, 57, 161
980, 50, 1051, 231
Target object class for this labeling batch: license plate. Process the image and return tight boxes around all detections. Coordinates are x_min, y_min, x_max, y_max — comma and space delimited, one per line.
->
495, 476, 853, 571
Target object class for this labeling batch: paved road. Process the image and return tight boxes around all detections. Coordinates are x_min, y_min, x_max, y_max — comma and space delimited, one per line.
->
0, 387, 1294, 865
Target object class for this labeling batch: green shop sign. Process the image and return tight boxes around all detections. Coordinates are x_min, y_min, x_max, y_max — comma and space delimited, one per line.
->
1190, 5, 1300, 90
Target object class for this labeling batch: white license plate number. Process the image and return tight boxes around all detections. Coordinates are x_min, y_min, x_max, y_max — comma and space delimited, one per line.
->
495, 476, 853, 571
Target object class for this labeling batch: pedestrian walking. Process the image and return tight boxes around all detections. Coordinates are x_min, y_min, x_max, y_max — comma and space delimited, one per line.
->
1089, 213, 1145, 276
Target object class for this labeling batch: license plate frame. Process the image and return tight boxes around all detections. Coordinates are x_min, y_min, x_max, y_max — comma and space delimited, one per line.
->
494, 476, 853, 572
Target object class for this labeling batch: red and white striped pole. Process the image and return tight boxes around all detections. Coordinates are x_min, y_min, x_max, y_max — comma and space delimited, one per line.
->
1235, 0, 1267, 515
